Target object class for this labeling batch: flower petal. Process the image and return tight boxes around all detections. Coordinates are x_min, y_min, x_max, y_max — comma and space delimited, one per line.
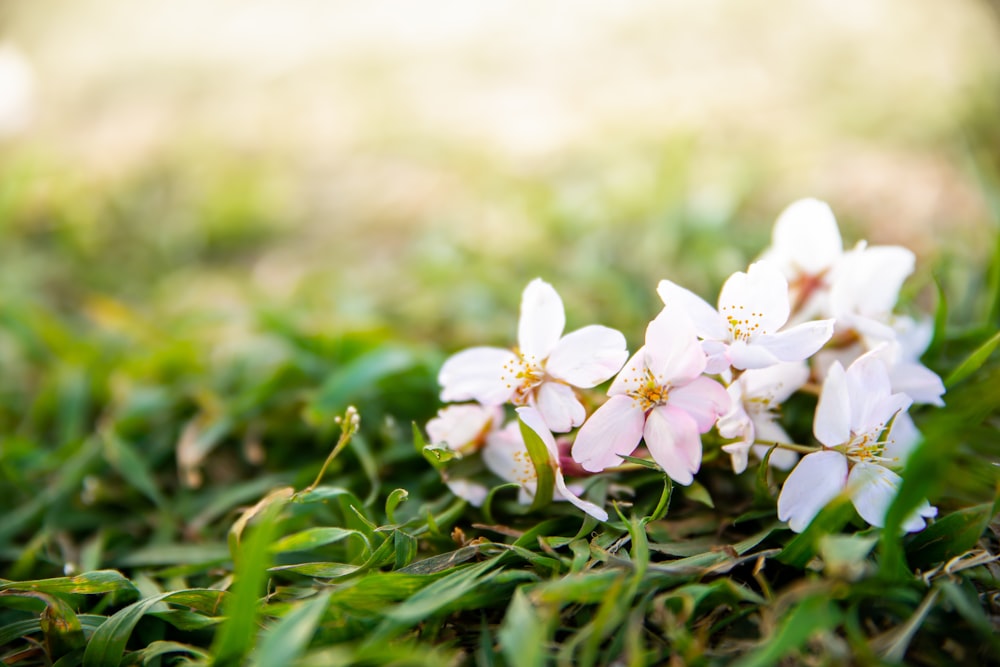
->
882, 411, 921, 466
553, 472, 608, 521
753, 319, 834, 364
644, 309, 707, 384
830, 244, 915, 321
535, 382, 586, 433
669, 376, 730, 433
889, 361, 945, 407
814, 362, 851, 447
571, 394, 645, 472
482, 422, 537, 491
847, 462, 901, 528
439, 347, 517, 405
518, 278, 566, 359
777, 450, 848, 532
546, 325, 628, 388
656, 279, 728, 340
445, 478, 489, 506
515, 406, 560, 457
608, 348, 647, 396
426, 404, 500, 455
718, 261, 791, 336
643, 405, 701, 485
770, 198, 843, 275
727, 339, 780, 370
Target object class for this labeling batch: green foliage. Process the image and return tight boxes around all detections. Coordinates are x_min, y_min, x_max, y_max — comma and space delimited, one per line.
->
0, 145, 998, 667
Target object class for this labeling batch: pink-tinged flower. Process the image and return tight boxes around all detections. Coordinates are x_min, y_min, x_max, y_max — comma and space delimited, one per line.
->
571, 310, 730, 485
657, 260, 834, 374
777, 354, 936, 533
482, 407, 608, 521
426, 404, 503, 457
718, 361, 809, 474
438, 279, 628, 433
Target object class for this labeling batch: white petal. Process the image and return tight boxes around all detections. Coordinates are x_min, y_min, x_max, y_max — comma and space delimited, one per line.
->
425, 404, 500, 454
608, 348, 647, 396
656, 279, 728, 340
882, 411, 921, 466
571, 395, 645, 472
445, 478, 489, 507
668, 376, 730, 433
515, 406, 560, 457
722, 441, 752, 474
535, 382, 586, 433
847, 462, 902, 528
718, 261, 790, 336
439, 347, 517, 405
777, 450, 848, 532
643, 405, 701, 486
754, 319, 834, 364
728, 339, 780, 370
741, 361, 810, 404
770, 198, 843, 275
518, 278, 565, 360
644, 310, 707, 384
751, 443, 799, 471
846, 353, 912, 436
482, 422, 536, 488
546, 325, 628, 387
553, 472, 608, 521
814, 362, 851, 447
889, 361, 945, 407
830, 245, 914, 321
902, 500, 938, 533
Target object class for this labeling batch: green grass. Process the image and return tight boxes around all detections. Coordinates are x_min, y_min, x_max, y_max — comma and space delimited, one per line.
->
0, 140, 998, 667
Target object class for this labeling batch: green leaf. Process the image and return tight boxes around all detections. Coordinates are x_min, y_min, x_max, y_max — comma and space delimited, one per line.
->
945, 330, 1000, 388
498, 588, 554, 667
385, 488, 408, 524
682, 479, 714, 508
212, 499, 285, 666
251, 591, 332, 667
270, 527, 370, 555
128, 640, 209, 666
518, 416, 554, 512
308, 345, 421, 420
733, 595, 842, 667
0, 570, 136, 596
101, 430, 166, 509
83, 590, 227, 667
906, 503, 995, 568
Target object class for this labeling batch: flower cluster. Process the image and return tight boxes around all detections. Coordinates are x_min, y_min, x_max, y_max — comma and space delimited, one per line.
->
425, 198, 945, 533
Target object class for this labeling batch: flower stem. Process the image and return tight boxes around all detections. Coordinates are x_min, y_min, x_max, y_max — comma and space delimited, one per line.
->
753, 440, 821, 454
305, 406, 360, 492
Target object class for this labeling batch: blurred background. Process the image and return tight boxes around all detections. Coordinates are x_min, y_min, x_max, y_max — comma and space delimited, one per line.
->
2, 0, 1000, 347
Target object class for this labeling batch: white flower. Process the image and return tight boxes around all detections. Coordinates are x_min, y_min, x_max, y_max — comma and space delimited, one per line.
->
718, 361, 809, 474
426, 404, 503, 456
571, 309, 729, 485
760, 198, 843, 321
828, 243, 915, 340
777, 353, 936, 533
438, 279, 628, 433
657, 260, 834, 374
483, 407, 608, 521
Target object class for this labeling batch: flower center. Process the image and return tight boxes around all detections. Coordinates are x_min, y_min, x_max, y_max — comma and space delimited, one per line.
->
501, 352, 545, 405
720, 304, 765, 342
845, 424, 893, 464
628, 369, 670, 411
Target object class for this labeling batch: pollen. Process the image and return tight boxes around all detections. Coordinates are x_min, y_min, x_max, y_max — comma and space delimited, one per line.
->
502, 351, 546, 406
628, 369, 669, 411
721, 304, 766, 342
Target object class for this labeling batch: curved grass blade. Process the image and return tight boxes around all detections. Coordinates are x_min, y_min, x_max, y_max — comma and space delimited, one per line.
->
250, 591, 332, 667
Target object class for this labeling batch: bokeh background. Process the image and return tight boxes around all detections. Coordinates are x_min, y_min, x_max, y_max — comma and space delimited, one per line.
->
2, 0, 1000, 349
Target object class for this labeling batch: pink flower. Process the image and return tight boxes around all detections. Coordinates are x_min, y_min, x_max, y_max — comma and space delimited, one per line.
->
571, 309, 729, 485
438, 279, 628, 433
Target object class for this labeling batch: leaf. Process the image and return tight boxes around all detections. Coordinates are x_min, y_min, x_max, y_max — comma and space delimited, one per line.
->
518, 417, 554, 512
385, 488, 408, 524
945, 330, 1000, 388
115, 544, 230, 567
906, 503, 996, 568
776, 495, 855, 568
498, 588, 554, 667
212, 499, 285, 666
269, 562, 360, 579
682, 479, 714, 508
733, 595, 842, 667
251, 591, 332, 667
82, 590, 227, 667
0, 570, 136, 596
227, 486, 293, 561
270, 527, 370, 555
128, 640, 209, 666
308, 345, 421, 420
101, 430, 166, 509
